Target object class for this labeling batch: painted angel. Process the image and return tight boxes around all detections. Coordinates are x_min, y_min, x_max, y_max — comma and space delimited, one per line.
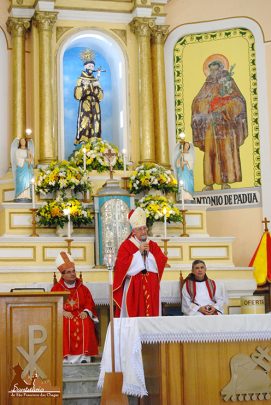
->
11, 137, 34, 202
174, 141, 195, 201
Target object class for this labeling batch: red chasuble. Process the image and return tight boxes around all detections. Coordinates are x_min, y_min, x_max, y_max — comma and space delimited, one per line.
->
113, 238, 167, 317
51, 278, 98, 357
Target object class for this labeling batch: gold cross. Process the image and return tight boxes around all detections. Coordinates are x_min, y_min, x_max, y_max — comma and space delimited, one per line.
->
67, 298, 76, 308
262, 217, 270, 232
104, 148, 117, 180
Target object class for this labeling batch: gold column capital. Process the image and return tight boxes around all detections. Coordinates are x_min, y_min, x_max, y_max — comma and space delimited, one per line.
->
33, 11, 58, 31
6, 17, 30, 37
151, 24, 169, 44
130, 17, 155, 37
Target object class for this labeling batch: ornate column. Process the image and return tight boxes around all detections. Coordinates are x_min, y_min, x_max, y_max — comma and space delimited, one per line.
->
151, 25, 170, 168
6, 17, 30, 139
33, 11, 57, 163
130, 18, 155, 163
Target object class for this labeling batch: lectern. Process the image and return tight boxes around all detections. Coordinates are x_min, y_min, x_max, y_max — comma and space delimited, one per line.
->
0, 292, 68, 405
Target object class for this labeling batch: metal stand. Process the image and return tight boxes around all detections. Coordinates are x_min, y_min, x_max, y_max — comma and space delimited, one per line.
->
29, 208, 39, 237
180, 209, 189, 237
121, 176, 130, 191
65, 238, 73, 254
83, 190, 89, 203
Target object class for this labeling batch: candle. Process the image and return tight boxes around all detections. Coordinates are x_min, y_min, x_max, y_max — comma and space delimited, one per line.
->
179, 180, 184, 210
178, 132, 185, 141
25, 128, 32, 136
122, 148, 127, 176
31, 178, 35, 209
163, 208, 167, 240
64, 208, 71, 238
82, 147, 87, 171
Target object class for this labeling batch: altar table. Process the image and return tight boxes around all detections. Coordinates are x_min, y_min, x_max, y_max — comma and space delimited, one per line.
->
98, 315, 271, 405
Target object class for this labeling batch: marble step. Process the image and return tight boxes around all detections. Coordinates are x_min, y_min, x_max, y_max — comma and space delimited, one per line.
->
63, 394, 139, 405
63, 362, 101, 379
63, 363, 101, 405
62, 393, 101, 405
62, 363, 139, 405
63, 377, 100, 394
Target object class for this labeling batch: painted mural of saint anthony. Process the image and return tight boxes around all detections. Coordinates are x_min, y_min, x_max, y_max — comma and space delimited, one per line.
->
74, 49, 104, 145
191, 54, 248, 190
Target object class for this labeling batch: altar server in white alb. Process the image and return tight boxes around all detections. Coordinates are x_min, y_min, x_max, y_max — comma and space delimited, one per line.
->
182, 259, 224, 315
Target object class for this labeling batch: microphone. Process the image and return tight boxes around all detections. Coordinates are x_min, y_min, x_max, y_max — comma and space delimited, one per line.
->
141, 235, 148, 274
141, 235, 148, 258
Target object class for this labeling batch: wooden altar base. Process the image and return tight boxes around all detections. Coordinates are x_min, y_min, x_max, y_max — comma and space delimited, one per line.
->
140, 341, 271, 405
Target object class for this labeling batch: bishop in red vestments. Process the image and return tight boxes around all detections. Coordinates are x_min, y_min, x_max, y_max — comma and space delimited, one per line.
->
113, 207, 167, 317
52, 251, 99, 363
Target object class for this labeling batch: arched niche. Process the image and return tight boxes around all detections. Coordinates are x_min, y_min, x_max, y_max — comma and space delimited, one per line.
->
0, 29, 9, 177
57, 29, 129, 159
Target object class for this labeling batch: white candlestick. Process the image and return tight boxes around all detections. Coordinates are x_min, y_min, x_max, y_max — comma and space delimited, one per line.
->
67, 213, 71, 239
64, 208, 71, 238
180, 186, 184, 210
122, 149, 127, 176
83, 148, 87, 171
164, 215, 167, 239
179, 180, 185, 210
31, 178, 35, 209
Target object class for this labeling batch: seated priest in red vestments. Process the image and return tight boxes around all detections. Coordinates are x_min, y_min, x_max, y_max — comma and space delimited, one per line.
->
51, 251, 99, 363
113, 207, 167, 317
182, 259, 224, 316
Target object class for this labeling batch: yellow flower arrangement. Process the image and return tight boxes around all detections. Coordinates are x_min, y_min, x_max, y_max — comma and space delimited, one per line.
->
36, 160, 92, 196
129, 163, 178, 194
70, 137, 124, 172
37, 198, 94, 228
136, 195, 182, 226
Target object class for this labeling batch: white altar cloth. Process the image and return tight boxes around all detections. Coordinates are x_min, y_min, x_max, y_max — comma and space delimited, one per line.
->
98, 314, 271, 397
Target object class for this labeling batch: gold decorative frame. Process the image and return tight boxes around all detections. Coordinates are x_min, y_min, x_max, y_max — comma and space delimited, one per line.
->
42, 245, 87, 262
0, 246, 36, 262
189, 245, 230, 260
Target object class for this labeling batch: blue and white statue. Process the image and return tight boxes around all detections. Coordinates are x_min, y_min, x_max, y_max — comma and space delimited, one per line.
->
11, 135, 34, 202
174, 139, 195, 201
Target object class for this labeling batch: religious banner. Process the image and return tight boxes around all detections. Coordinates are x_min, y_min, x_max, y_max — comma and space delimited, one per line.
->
174, 27, 261, 208
194, 187, 261, 209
